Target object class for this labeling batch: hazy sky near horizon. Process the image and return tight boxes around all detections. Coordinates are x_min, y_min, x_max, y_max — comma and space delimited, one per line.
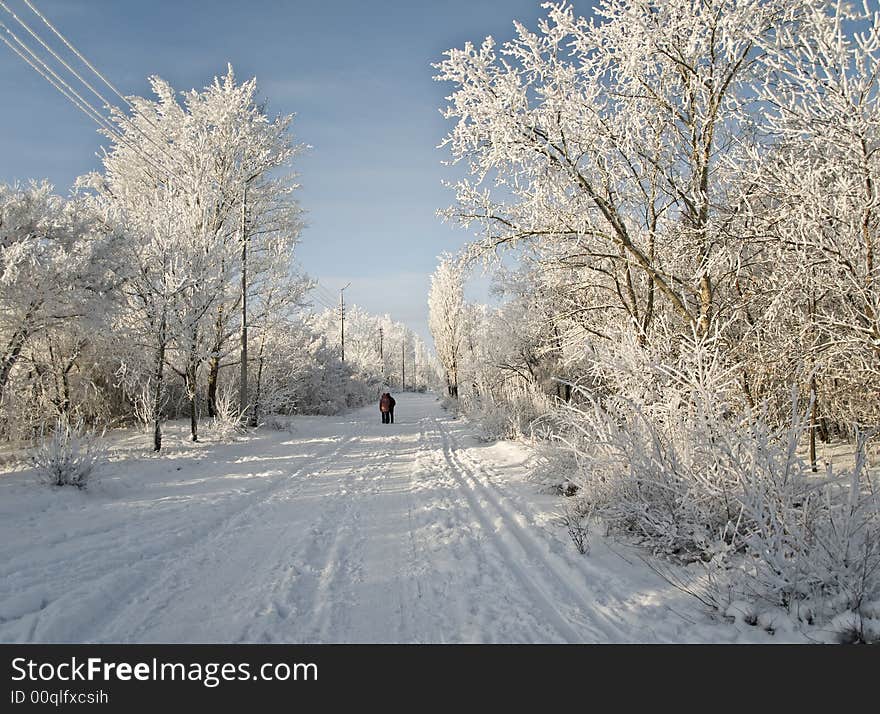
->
0, 0, 572, 342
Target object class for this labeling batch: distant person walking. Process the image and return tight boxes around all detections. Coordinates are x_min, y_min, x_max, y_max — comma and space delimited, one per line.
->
379, 392, 396, 424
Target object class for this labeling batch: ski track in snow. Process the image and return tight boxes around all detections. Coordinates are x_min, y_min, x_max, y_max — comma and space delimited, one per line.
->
0, 393, 772, 643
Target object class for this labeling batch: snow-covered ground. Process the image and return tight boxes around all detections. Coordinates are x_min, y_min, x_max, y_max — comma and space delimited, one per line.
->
0, 393, 790, 643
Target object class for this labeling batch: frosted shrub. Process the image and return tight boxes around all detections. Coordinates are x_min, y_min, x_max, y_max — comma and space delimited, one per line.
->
556, 332, 750, 560
132, 381, 156, 431
529, 442, 580, 495
559, 500, 592, 555
438, 394, 457, 412
263, 414, 293, 432
556, 331, 880, 629
467, 396, 515, 442
32, 416, 106, 489
734, 429, 880, 631
465, 383, 554, 442
209, 384, 246, 441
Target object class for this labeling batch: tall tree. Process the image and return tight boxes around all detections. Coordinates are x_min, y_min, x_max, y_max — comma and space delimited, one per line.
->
428, 256, 466, 398
87, 66, 302, 449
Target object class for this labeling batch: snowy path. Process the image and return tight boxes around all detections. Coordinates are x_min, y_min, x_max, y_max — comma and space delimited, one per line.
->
0, 393, 767, 643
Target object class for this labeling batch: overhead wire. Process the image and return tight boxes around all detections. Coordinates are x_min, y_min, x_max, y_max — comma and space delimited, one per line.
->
3, 0, 335, 309
291, 258, 342, 307
0, 0, 113, 109
23, 0, 136, 112
0, 0, 189, 185
315, 288, 340, 305
0, 20, 178, 184
0, 23, 112, 133
0, 19, 123, 140
19, 0, 192, 179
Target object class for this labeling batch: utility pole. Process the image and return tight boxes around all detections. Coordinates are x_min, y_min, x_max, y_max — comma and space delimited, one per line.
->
401, 341, 406, 392
239, 183, 249, 419
379, 327, 383, 360
340, 282, 351, 361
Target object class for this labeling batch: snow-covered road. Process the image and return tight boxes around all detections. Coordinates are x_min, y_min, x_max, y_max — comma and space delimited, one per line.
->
0, 393, 772, 643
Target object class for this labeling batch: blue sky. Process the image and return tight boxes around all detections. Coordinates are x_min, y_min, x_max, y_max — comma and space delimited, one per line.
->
0, 0, 559, 341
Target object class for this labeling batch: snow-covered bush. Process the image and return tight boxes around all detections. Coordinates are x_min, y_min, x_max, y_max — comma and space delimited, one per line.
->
262, 414, 293, 432
438, 394, 461, 414
463, 382, 555, 442
556, 331, 880, 628
555, 332, 747, 559
734, 428, 880, 631
130, 379, 157, 432
32, 416, 106, 489
208, 384, 247, 441
464, 395, 515, 442
559, 500, 592, 555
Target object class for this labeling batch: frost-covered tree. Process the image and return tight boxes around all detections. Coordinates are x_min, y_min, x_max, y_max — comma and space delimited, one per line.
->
754, 1, 880, 428
310, 302, 433, 394
432, 0, 880, 632
85, 66, 302, 450
428, 256, 465, 397
0, 182, 116, 437
248, 264, 312, 424
435, 0, 804, 342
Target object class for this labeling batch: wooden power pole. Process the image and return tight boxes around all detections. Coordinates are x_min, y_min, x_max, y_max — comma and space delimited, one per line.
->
340, 282, 351, 361
239, 184, 248, 419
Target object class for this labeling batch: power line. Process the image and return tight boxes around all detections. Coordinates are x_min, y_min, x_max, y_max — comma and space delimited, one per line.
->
0, 37, 178, 186
316, 289, 339, 307
0, 1, 113, 109
309, 292, 337, 310
0, 0, 189, 184
21, 0, 192, 179
289, 259, 344, 313
314, 284, 342, 306
311, 279, 337, 299
0, 23, 111, 133
0, 20, 179, 184
23, 0, 134, 112
311, 298, 336, 311
0, 19, 120, 137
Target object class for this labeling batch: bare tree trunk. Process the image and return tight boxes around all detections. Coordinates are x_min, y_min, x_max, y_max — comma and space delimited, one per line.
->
251, 335, 266, 427
186, 328, 200, 442
698, 274, 713, 335
187, 367, 198, 443
0, 326, 30, 406
206, 303, 227, 418
58, 349, 79, 416
809, 373, 819, 473
741, 368, 756, 410
152, 312, 167, 453
448, 361, 459, 398
206, 354, 220, 418
189, 391, 198, 442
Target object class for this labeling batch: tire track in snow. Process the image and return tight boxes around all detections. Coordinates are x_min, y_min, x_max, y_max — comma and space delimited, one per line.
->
452, 443, 645, 634
401, 417, 436, 641
412, 416, 569, 642
434, 415, 625, 643
93, 433, 361, 642
297, 460, 369, 643
240, 430, 374, 643
304, 427, 428, 643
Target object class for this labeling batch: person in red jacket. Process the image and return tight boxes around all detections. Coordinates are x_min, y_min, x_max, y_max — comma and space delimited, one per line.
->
379, 392, 396, 424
